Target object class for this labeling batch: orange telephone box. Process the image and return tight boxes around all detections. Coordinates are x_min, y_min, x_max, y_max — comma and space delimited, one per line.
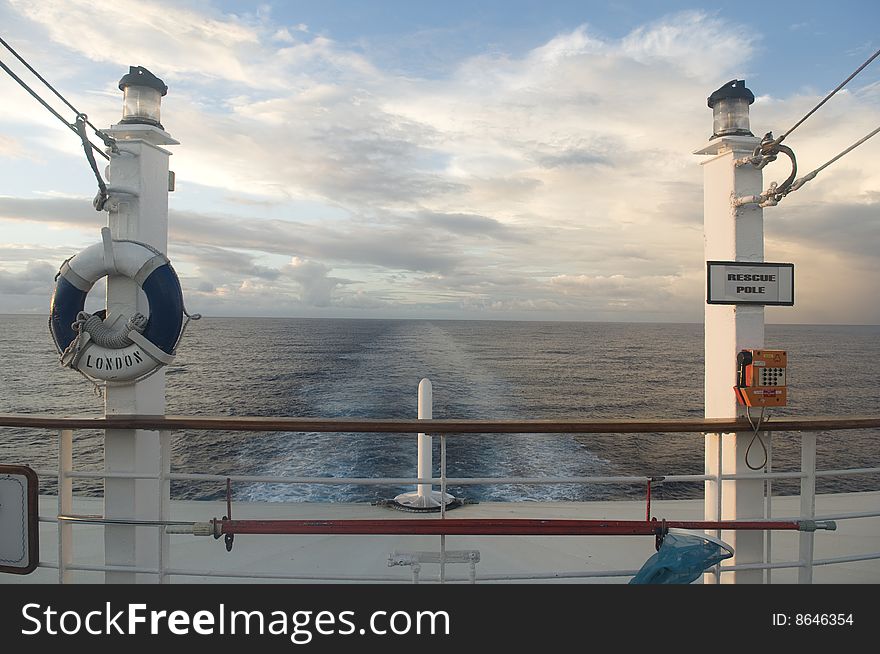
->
734, 349, 787, 408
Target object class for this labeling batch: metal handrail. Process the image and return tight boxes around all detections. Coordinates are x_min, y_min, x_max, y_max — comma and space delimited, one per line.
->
2, 412, 880, 433
4, 412, 878, 584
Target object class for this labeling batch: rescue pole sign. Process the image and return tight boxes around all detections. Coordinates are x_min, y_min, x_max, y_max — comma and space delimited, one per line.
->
707, 261, 794, 306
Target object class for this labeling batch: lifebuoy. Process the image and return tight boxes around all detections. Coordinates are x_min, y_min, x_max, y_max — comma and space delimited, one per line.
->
49, 228, 185, 382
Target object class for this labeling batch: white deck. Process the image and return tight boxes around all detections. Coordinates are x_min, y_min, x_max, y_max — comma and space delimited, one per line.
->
5, 491, 879, 584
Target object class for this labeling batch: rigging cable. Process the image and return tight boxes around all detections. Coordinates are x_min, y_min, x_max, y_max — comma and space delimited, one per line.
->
0, 35, 115, 150
0, 54, 110, 161
0, 36, 121, 210
788, 124, 880, 193
743, 47, 880, 205
774, 46, 880, 147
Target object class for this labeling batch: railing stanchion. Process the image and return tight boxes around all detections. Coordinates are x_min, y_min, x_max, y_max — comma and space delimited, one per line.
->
799, 432, 817, 583
765, 435, 773, 584
441, 434, 447, 519
711, 433, 723, 584
717, 432, 723, 583
158, 429, 171, 584
440, 433, 447, 584
58, 429, 73, 584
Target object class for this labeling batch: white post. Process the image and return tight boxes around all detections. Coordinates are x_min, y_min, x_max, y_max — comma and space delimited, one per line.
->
393, 378, 454, 510
102, 89, 178, 583
696, 82, 767, 584
417, 378, 433, 501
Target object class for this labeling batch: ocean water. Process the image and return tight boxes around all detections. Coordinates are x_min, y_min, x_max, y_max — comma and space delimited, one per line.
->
0, 316, 878, 503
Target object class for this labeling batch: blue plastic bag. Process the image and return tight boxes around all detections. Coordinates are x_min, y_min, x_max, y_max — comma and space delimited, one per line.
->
629, 532, 733, 584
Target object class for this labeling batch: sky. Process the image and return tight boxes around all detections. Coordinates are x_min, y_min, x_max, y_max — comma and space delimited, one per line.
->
0, 0, 877, 323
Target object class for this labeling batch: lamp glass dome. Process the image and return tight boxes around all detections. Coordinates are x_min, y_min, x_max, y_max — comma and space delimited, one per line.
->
118, 66, 167, 129
121, 85, 162, 126
707, 80, 754, 139
711, 97, 752, 138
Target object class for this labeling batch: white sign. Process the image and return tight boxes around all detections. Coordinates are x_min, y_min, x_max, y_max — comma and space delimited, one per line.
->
707, 261, 794, 306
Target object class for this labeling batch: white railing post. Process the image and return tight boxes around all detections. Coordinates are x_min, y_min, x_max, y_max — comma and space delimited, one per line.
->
798, 432, 817, 583
58, 429, 73, 584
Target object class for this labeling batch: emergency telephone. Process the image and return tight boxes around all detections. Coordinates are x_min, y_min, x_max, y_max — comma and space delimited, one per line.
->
734, 349, 787, 407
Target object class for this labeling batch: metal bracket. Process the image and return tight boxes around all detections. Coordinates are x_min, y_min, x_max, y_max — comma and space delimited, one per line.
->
389, 549, 481, 584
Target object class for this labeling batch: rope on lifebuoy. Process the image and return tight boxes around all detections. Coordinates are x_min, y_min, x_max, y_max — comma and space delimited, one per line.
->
75, 311, 147, 348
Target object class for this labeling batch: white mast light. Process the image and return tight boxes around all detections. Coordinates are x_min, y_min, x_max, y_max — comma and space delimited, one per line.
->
118, 65, 167, 129
707, 79, 755, 139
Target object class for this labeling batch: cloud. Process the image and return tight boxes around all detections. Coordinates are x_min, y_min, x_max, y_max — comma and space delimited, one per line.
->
1, 4, 878, 322
620, 11, 757, 80
0, 196, 102, 227
0, 197, 464, 274
416, 210, 527, 241
770, 201, 880, 261
184, 244, 281, 280
9, 0, 265, 86
0, 135, 30, 160
284, 256, 347, 307
0, 260, 56, 295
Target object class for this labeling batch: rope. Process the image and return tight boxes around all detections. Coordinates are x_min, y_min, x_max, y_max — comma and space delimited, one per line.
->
71, 310, 148, 348
75, 114, 111, 211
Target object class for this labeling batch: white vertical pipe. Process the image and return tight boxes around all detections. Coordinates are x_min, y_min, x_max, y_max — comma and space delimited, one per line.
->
798, 432, 817, 583
58, 429, 73, 584
417, 378, 433, 500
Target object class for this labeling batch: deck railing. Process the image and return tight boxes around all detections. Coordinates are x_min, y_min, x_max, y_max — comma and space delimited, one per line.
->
1, 412, 879, 584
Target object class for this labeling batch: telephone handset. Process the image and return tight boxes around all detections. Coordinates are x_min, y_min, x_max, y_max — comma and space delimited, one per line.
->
734, 349, 787, 407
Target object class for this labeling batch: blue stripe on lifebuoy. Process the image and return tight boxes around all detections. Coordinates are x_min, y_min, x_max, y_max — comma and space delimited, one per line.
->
50, 276, 88, 351
140, 263, 184, 355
